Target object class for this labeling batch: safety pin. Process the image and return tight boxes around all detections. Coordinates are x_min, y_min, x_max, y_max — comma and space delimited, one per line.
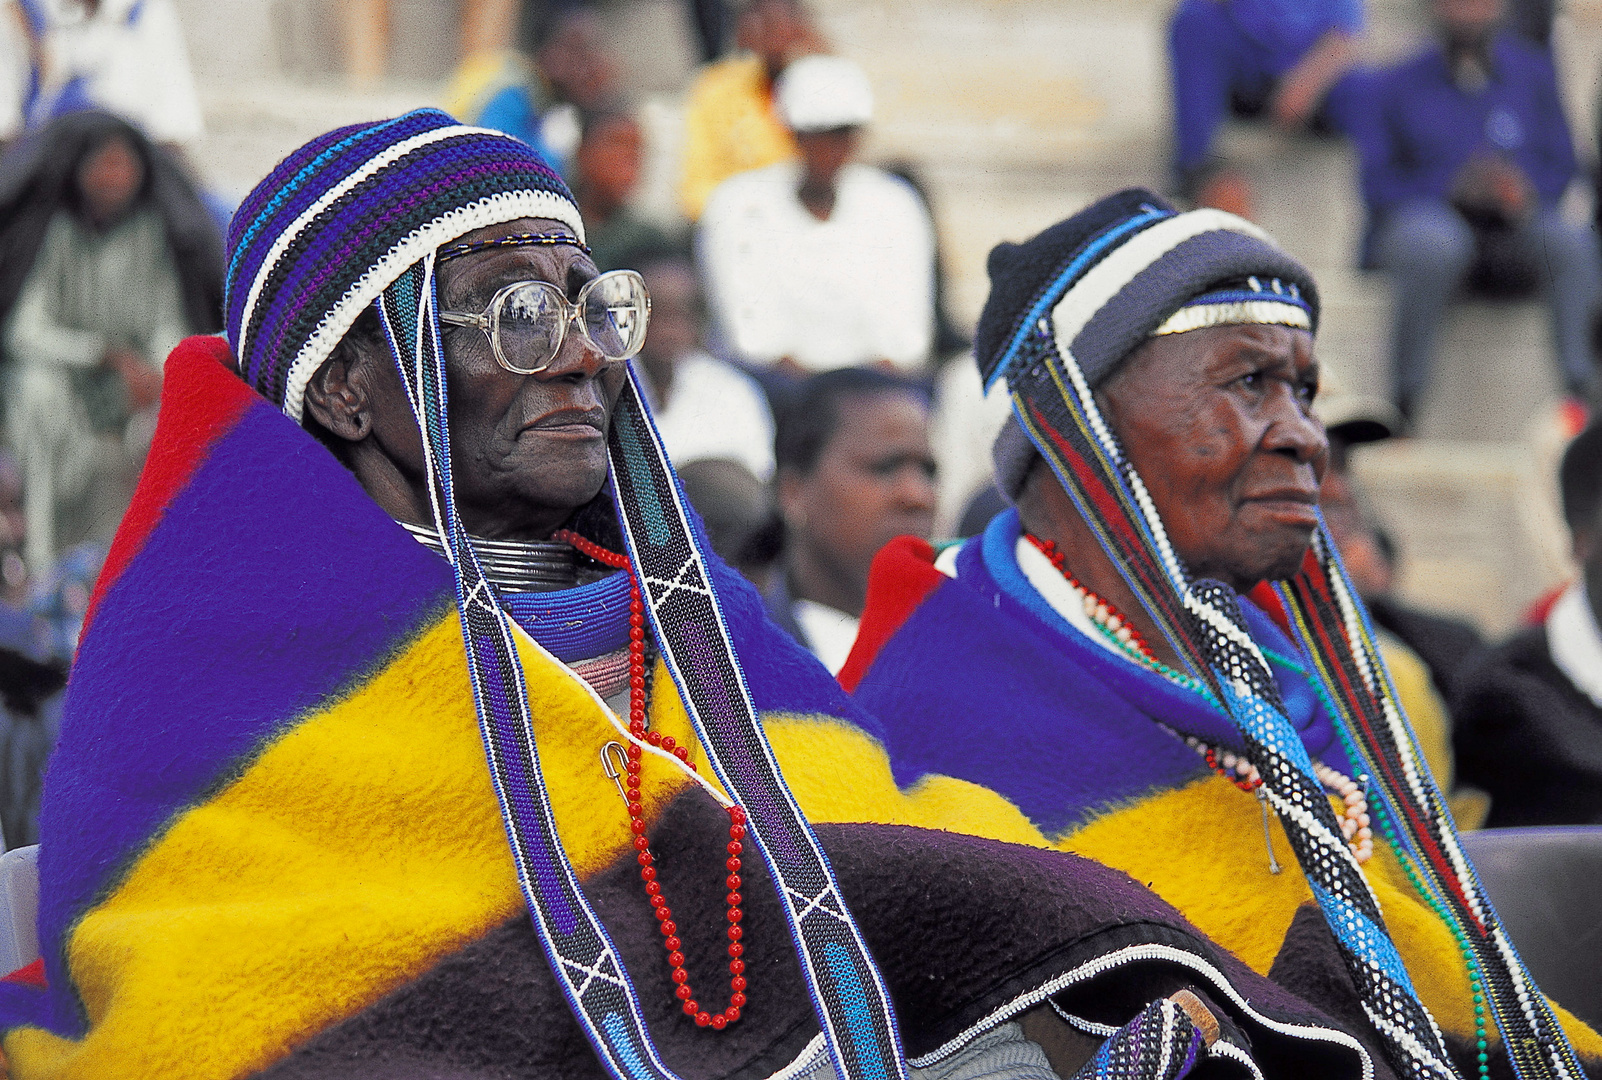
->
1257, 787, 1282, 874
601, 741, 631, 809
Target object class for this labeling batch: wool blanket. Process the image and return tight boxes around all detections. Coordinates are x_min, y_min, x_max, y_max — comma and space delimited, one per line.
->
0, 339, 1383, 1080
845, 511, 1602, 1080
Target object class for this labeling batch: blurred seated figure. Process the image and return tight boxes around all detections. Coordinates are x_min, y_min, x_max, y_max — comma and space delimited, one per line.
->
443, 3, 617, 174
1314, 385, 1489, 826
699, 56, 934, 374
0, 538, 97, 849
573, 111, 674, 273
1168, 0, 1363, 212
631, 246, 774, 480
677, 0, 818, 221
676, 458, 777, 589
1313, 365, 1484, 701
767, 368, 935, 674
0, 450, 25, 607
0, 110, 221, 575
1454, 421, 1602, 826
1352, 0, 1598, 423
21, 0, 203, 146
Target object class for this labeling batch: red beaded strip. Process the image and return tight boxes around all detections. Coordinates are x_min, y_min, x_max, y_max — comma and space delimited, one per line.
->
1024, 534, 1158, 657
1202, 744, 1264, 792
554, 529, 748, 1029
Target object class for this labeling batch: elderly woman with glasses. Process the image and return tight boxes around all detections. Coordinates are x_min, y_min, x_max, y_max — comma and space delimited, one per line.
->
0, 115, 1402, 1080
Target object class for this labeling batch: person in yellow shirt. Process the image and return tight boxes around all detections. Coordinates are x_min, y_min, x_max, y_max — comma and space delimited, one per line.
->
678, 0, 822, 220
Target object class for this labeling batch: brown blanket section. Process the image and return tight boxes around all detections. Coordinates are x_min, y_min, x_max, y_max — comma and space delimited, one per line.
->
258, 791, 1396, 1080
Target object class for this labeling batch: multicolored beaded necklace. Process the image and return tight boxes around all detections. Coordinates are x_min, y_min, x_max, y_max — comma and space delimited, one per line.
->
556, 529, 750, 1031
1024, 533, 1373, 866
1024, 535, 1206, 694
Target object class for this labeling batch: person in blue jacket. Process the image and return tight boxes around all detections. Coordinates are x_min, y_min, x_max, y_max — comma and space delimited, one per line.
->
1168, 0, 1364, 210
1354, 0, 1599, 422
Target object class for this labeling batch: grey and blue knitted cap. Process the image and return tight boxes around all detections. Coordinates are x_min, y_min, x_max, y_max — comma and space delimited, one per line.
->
982, 188, 1320, 498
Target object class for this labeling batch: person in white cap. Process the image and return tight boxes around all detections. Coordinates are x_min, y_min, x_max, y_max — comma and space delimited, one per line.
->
697, 54, 935, 374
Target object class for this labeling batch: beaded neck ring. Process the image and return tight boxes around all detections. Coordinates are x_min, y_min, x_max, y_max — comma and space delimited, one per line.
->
557, 529, 750, 1031
436, 232, 594, 263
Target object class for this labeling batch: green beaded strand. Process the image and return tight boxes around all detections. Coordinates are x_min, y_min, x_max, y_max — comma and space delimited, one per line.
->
1372, 799, 1491, 1079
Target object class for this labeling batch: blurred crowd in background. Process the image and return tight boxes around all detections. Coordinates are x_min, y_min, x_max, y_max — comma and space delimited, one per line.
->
0, 0, 1600, 851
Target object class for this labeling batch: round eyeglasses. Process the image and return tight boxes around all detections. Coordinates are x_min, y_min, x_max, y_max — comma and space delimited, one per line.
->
437, 269, 651, 375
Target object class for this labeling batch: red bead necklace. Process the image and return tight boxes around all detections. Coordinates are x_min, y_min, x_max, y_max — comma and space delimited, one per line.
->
1023, 534, 1159, 658
1021, 534, 1213, 706
554, 530, 748, 1029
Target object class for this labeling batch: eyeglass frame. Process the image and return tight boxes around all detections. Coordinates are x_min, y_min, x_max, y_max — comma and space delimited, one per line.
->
436, 268, 651, 375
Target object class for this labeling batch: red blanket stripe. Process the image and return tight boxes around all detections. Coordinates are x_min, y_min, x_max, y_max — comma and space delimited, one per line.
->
838, 536, 945, 693
84, 337, 259, 634
1, 960, 45, 990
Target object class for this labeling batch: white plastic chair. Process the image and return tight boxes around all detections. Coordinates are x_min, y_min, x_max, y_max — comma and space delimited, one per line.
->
0, 846, 40, 975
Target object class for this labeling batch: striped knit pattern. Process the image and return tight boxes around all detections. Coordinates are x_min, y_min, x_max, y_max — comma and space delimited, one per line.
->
223, 108, 584, 422
1072, 999, 1205, 1080
977, 192, 1589, 1080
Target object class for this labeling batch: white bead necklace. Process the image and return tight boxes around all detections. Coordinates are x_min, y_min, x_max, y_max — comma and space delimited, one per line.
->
1182, 736, 1373, 864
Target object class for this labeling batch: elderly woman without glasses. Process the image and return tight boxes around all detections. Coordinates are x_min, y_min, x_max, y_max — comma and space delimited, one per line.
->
846, 190, 1602, 1080
0, 116, 1404, 1080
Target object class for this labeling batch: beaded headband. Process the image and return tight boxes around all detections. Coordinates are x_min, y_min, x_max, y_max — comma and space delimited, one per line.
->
1151, 276, 1312, 337
437, 232, 594, 263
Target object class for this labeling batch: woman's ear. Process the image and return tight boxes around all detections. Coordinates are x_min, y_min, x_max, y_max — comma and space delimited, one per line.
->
302, 346, 373, 443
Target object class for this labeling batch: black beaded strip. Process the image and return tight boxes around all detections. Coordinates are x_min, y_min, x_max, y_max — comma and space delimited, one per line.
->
437, 232, 591, 263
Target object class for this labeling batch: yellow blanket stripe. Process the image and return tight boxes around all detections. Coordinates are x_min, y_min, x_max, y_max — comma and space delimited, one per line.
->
5, 615, 692, 1079
3, 620, 1066, 1079
1058, 774, 1602, 1059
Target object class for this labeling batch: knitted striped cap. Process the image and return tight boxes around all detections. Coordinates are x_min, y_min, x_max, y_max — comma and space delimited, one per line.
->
224, 109, 585, 421
975, 188, 1317, 393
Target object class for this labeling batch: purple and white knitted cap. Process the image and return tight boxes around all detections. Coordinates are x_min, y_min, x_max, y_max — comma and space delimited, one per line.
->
224, 109, 585, 422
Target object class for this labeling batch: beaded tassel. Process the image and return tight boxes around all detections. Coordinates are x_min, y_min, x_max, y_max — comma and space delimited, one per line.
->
558, 529, 748, 1029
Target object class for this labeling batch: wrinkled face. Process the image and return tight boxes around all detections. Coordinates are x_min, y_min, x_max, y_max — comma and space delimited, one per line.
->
428, 218, 628, 533
1100, 324, 1327, 592
77, 136, 144, 226
783, 391, 937, 587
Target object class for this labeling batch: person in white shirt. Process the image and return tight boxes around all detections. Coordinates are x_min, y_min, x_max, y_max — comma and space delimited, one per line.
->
26, 0, 203, 146
765, 367, 936, 674
697, 54, 934, 373
632, 248, 775, 482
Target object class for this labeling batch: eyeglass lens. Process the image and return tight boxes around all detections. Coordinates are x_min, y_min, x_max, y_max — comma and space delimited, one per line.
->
495, 273, 648, 370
